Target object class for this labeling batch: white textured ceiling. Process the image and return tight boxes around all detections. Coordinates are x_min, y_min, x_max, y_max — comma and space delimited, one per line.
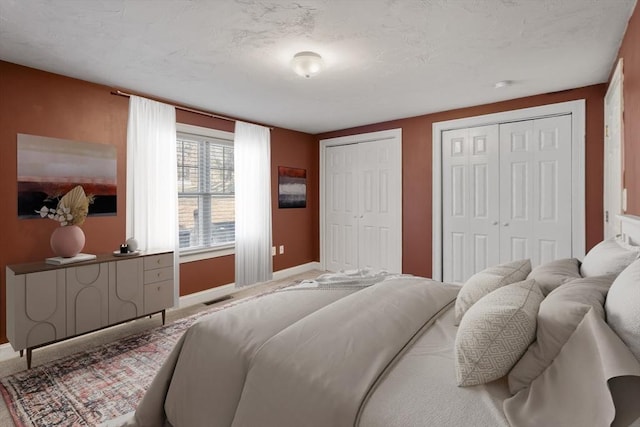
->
0, 0, 636, 134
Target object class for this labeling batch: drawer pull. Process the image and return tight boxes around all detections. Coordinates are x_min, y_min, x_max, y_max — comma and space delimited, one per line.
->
157, 286, 161, 291
157, 259, 161, 264
157, 272, 161, 277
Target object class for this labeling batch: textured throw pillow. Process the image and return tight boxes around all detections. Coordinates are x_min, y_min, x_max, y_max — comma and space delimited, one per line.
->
606, 258, 640, 363
508, 275, 615, 394
580, 237, 640, 278
455, 279, 543, 387
454, 259, 531, 325
526, 258, 582, 295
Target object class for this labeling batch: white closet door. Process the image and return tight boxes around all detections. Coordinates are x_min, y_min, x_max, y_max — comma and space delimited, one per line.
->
442, 125, 500, 283
358, 139, 402, 273
499, 115, 572, 266
604, 61, 623, 239
325, 144, 359, 272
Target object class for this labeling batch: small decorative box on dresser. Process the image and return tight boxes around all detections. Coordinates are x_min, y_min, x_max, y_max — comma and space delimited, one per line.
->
6, 250, 174, 368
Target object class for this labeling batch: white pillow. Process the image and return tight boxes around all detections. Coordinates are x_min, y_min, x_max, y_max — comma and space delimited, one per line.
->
526, 258, 582, 295
454, 259, 531, 324
455, 279, 543, 387
605, 258, 640, 362
508, 275, 614, 394
580, 237, 640, 278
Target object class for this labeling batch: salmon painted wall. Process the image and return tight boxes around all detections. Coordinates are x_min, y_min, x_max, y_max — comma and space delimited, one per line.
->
0, 61, 319, 344
317, 85, 607, 278
612, 3, 640, 215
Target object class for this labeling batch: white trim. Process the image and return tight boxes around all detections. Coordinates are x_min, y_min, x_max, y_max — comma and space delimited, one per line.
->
432, 100, 586, 281
618, 214, 640, 246
319, 129, 403, 272
0, 342, 18, 363
179, 245, 235, 263
272, 261, 322, 280
176, 122, 234, 141
175, 122, 235, 261
607, 58, 624, 105
177, 261, 322, 308
177, 283, 236, 308
604, 58, 625, 238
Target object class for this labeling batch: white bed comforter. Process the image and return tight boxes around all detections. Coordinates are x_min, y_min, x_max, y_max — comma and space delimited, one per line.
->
110, 273, 640, 427
113, 275, 458, 427
230, 277, 458, 427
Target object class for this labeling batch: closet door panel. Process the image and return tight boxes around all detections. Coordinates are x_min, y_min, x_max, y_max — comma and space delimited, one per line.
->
358, 139, 402, 273
500, 121, 535, 263
533, 116, 573, 264
442, 129, 468, 283
325, 145, 359, 272
442, 125, 499, 283
468, 127, 500, 276
499, 115, 572, 266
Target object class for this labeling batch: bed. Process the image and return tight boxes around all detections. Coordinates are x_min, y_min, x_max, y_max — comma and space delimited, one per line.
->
108, 215, 640, 427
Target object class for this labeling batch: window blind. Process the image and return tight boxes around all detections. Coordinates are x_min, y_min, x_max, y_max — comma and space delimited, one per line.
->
177, 132, 234, 251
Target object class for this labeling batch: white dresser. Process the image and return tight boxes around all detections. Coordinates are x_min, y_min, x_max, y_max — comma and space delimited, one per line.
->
6, 251, 174, 368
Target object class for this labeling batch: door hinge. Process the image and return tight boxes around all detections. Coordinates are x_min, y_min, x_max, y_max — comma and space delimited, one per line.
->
605, 210, 609, 223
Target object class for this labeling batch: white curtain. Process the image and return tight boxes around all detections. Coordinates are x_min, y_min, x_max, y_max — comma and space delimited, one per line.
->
234, 121, 273, 287
126, 95, 180, 302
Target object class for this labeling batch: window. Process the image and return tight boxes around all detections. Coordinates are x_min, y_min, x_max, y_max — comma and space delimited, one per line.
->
176, 124, 234, 255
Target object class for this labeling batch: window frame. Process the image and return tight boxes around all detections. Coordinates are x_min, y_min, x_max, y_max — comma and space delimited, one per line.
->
176, 123, 235, 264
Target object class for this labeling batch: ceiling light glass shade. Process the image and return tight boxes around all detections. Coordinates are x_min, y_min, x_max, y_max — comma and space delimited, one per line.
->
291, 51, 324, 78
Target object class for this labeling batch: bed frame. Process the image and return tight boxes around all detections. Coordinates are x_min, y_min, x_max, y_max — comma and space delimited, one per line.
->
618, 214, 640, 245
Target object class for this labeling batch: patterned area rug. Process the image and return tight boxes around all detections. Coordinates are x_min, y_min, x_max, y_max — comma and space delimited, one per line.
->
0, 283, 292, 427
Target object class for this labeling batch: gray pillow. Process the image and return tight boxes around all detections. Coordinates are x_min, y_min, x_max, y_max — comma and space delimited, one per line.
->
455, 279, 543, 387
606, 258, 640, 363
526, 258, 582, 295
580, 237, 640, 277
508, 275, 614, 394
454, 259, 531, 324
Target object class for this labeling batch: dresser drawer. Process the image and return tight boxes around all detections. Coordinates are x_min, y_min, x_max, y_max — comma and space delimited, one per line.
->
144, 280, 173, 314
144, 266, 173, 285
144, 253, 173, 270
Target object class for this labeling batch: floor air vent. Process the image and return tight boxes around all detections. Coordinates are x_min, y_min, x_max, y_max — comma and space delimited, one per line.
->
203, 295, 233, 306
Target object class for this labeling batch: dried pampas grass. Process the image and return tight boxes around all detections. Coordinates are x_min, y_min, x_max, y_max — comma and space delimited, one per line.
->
58, 185, 93, 226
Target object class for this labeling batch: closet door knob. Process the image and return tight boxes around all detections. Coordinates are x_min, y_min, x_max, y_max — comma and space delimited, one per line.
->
492, 221, 498, 226
503, 222, 510, 227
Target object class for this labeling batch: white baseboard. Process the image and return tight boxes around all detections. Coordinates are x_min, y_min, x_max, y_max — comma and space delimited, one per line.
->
177, 261, 321, 309
0, 342, 19, 363
177, 283, 236, 308
273, 261, 322, 281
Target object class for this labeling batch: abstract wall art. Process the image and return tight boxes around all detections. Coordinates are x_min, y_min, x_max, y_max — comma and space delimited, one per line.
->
17, 134, 117, 218
278, 166, 306, 209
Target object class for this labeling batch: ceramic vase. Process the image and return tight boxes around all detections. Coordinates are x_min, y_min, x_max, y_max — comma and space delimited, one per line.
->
50, 225, 85, 258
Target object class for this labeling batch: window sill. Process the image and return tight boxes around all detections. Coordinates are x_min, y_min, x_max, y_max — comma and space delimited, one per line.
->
179, 244, 235, 264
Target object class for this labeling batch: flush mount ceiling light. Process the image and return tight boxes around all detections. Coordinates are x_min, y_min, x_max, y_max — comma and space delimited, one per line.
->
291, 51, 324, 78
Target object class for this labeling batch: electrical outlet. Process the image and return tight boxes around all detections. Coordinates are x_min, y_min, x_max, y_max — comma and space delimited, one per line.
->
279, 245, 285, 255
271, 246, 276, 256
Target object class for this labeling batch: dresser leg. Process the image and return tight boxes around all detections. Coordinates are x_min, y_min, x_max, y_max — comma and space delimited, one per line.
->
26, 348, 32, 369
20, 349, 23, 358
162, 310, 166, 325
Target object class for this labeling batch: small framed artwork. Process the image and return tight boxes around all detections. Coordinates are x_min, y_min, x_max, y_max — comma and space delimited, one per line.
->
278, 166, 306, 208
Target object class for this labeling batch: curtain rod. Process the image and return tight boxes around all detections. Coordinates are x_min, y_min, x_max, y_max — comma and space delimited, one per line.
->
111, 90, 273, 130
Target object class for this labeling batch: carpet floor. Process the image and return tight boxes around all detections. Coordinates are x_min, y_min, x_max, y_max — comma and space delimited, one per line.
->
0, 270, 322, 427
